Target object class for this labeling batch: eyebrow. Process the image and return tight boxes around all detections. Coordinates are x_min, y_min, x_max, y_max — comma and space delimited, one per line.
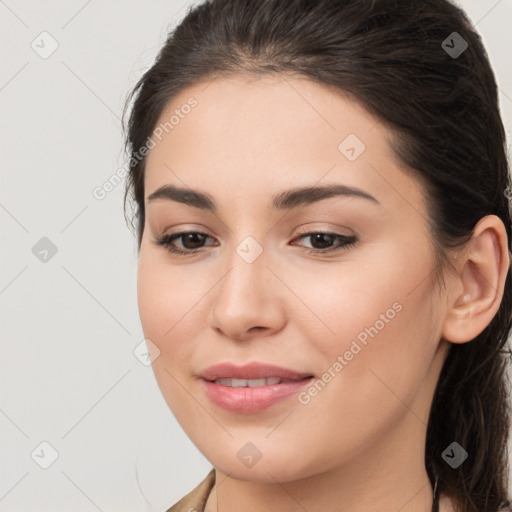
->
146, 183, 380, 212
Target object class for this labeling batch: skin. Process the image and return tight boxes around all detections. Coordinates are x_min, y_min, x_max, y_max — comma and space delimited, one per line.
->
136, 74, 510, 512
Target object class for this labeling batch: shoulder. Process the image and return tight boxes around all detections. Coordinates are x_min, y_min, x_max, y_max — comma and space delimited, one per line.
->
164, 468, 216, 512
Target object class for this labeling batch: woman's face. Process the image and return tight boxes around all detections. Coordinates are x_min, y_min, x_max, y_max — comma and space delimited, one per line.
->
137, 74, 451, 482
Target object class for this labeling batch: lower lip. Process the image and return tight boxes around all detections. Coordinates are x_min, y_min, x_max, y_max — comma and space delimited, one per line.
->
200, 377, 314, 413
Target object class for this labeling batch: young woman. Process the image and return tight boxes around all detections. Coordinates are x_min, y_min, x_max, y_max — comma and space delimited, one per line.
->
122, 0, 512, 510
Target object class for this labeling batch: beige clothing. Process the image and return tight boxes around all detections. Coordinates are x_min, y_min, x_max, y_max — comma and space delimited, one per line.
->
165, 468, 216, 512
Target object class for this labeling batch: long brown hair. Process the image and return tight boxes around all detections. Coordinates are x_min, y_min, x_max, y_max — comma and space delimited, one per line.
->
122, 1, 512, 510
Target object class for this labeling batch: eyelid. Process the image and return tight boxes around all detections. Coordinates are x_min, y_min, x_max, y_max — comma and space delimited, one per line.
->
293, 223, 354, 237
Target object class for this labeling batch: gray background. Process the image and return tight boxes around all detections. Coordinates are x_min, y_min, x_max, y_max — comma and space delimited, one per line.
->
1, 1, 511, 510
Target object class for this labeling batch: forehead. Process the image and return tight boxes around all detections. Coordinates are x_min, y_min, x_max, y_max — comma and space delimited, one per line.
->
146, 73, 384, 162
143, 74, 424, 214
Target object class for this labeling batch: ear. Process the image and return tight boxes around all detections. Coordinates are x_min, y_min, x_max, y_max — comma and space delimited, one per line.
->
442, 215, 511, 344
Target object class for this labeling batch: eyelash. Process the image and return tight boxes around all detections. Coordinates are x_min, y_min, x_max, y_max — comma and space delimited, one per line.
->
153, 230, 357, 256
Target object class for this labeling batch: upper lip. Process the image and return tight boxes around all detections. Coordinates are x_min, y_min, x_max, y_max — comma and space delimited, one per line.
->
199, 362, 314, 381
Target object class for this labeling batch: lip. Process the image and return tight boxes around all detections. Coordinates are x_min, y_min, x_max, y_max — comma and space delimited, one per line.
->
198, 362, 313, 381
198, 362, 314, 413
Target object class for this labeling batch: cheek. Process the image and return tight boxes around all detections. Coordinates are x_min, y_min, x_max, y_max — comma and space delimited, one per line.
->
137, 261, 169, 342
283, 250, 408, 355
137, 254, 205, 356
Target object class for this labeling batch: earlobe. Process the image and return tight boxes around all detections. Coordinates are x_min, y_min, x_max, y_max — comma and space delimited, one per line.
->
441, 215, 510, 344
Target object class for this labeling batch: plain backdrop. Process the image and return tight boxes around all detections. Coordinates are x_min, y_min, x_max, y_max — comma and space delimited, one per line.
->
1, 1, 511, 511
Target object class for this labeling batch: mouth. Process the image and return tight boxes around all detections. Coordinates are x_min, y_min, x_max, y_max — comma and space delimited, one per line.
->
200, 375, 315, 413
197, 362, 315, 412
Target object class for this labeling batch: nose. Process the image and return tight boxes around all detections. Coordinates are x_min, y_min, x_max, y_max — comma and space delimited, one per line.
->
207, 254, 287, 342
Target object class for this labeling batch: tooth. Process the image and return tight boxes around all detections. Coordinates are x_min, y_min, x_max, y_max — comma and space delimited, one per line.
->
215, 378, 235, 386
214, 377, 289, 387
247, 378, 267, 387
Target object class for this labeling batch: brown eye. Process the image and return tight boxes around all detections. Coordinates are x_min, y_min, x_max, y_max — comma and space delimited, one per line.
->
153, 231, 214, 255
291, 232, 357, 254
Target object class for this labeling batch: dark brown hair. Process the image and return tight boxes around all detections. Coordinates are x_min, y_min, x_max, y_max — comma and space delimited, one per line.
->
122, 0, 512, 510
